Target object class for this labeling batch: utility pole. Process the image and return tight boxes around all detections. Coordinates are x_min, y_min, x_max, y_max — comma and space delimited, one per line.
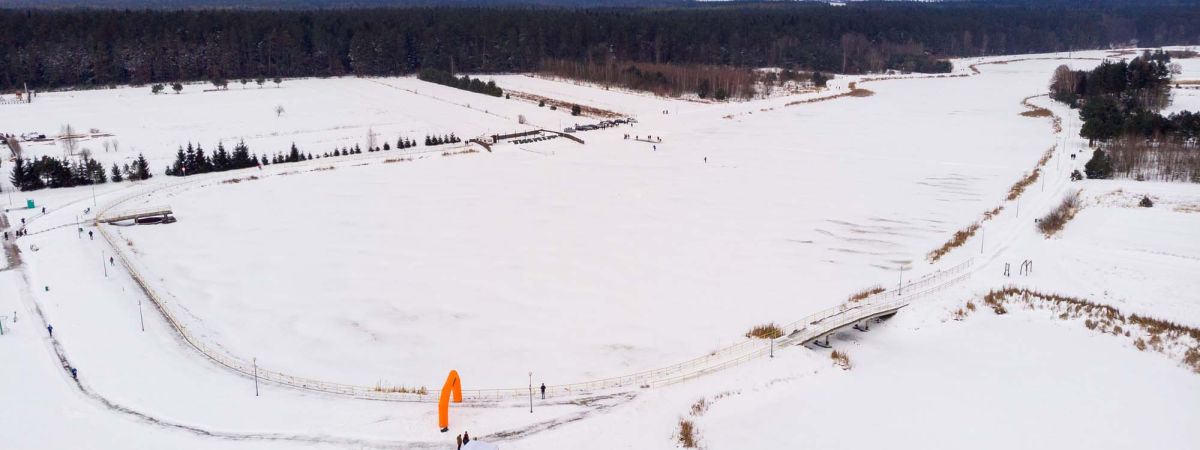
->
898, 266, 904, 295
980, 227, 985, 255
770, 336, 774, 358
254, 357, 260, 397
138, 297, 144, 332
528, 371, 533, 413
102, 251, 107, 278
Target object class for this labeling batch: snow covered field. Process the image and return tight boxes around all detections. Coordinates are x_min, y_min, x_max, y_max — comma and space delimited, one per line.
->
109, 54, 1072, 388
3, 48, 1199, 449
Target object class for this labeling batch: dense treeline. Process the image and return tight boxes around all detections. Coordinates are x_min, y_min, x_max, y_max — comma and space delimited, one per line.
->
1050, 51, 1176, 110
544, 59, 766, 100
1100, 138, 1200, 183
542, 59, 831, 100
166, 141, 262, 176
9, 154, 151, 191
417, 69, 502, 97
1050, 50, 1199, 182
3, 3, 1200, 90
1050, 51, 1190, 143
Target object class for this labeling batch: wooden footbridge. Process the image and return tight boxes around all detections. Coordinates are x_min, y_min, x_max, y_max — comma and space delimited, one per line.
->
96, 206, 173, 224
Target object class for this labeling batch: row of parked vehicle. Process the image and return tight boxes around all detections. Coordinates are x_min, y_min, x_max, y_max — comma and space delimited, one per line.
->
564, 117, 637, 133
513, 134, 560, 145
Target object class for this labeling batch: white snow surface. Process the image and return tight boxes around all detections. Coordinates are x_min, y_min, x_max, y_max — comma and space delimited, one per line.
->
2, 49, 1198, 449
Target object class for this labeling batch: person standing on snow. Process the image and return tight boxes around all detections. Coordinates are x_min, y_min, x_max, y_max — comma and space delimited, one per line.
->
47, 324, 53, 336
456, 434, 462, 450
540, 383, 546, 400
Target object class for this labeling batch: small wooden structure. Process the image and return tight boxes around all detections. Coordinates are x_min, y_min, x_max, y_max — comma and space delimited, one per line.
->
97, 206, 174, 224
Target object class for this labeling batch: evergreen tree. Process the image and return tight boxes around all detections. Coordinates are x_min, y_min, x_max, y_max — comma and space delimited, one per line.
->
9, 158, 27, 189
170, 146, 186, 176
134, 153, 152, 180
213, 143, 230, 171
1084, 149, 1113, 179
111, 162, 123, 182
194, 144, 212, 173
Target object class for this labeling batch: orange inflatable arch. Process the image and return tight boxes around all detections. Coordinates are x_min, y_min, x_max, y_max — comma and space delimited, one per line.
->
438, 370, 462, 431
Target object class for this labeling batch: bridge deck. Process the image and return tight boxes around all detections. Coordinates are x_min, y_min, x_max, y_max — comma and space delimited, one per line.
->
98, 206, 173, 224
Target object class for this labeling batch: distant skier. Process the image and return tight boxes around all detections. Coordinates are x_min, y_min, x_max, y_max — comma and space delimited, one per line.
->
110, 257, 115, 265
540, 383, 546, 399
41, 207, 46, 214
88, 230, 93, 240
70, 367, 78, 380
463, 431, 470, 445
47, 324, 53, 336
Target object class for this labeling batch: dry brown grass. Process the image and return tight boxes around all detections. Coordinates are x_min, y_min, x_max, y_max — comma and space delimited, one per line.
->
1037, 190, 1081, 237
785, 84, 872, 107
441, 149, 480, 157
677, 419, 699, 448
507, 89, 624, 118
690, 398, 709, 416
847, 285, 886, 303
830, 350, 852, 370
745, 323, 784, 339
1022, 108, 1051, 118
1007, 167, 1041, 201
927, 222, 980, 262
383, 157, 414, 164
221, 175, 260, 184
309, 166, 335, 172
1006, 146, 1054, 201
952, 301, 978, 321
979, 287, 1200, 373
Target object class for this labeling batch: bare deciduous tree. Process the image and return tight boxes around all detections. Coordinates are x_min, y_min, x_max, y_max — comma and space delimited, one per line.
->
60, 124, 78, 158
5, 136, 22, 159
274, 105, 285, 117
